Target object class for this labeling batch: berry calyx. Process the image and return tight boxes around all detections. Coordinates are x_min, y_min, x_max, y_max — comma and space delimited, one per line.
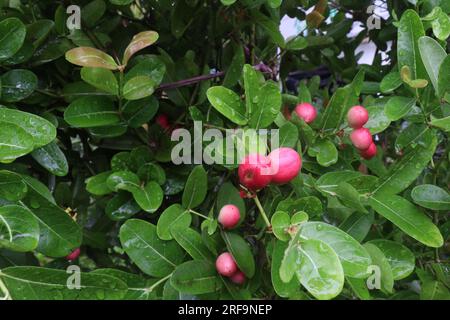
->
268, 148, 302, 184
360, 142, 377, 160
347, 105, 369, 129
216, 252, 238, 277
238, 154, 272, 191
218, 204, 241, 229
66, 248, 81, 261
230, 271, 246, 285
350, 128, 373, 150
294, 103, 317, 124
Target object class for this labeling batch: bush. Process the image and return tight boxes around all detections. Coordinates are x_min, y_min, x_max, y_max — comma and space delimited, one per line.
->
0, 0, 448, 300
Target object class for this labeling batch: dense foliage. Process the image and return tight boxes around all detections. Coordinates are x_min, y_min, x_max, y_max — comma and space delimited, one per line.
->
0, 0, 449, 300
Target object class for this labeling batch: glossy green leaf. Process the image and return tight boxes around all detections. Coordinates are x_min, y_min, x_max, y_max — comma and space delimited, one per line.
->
299, 222, 371, 278
123, 96, 159, 128
252, 11, 285, 48
182, 165, 207, 209
0, 170, 27, 201
411, 184, 450, 211
1, 69, 38, 102
132, 181, 164, 213
81, 67, 118, 95
0, 205, 39, 252
431, 11, 450, 41
369, 194, 443, 248
105, 192, 141, 221
119, 219, 184, 277
31, 142, 68, 177
271, 211, 291, 242
64, 96, 120, 128
171, 227, 213, 260
279, 122, 299, 148
271, 240, 299, 298
0, 18, 26, 60
384, 96, 416, 121
438, 55, 450, 98
222, 232, 255, 278
248, 81, 281, 129
311, 139, 338, 167
107, 171, 140, 192
206, 86, 247, 125
86, 171, 113, 196
420, 280, 450, 300
296, 239, 344, 300
365, 104, 391, 134
418, 36, 446, 94
380, 71, 402, 93
430, 116, 450, 132
223, 46, 245, 88
243, 64, 262, 116
339, 211, 374, 243
157, 204, 191, 240
171, 260, 222, 295
123, 76, 155, 101
0, 122, 33, 163
363, 243, 394, 294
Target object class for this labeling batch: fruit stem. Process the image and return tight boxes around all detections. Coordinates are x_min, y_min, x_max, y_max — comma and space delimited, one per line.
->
253, 195, 271, 228
189, 209, 212, 221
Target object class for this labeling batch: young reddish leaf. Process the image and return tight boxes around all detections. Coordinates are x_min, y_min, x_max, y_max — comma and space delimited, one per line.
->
65, 47, 118, 70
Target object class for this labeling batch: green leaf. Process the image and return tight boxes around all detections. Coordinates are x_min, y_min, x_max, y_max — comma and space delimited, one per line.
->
65, 47, 119, 70
157, 204, 191, 240
0, 170, 27, 201
384, 96, 416, 121
0, 108, 56, 149
220, 0, 237, 5
171, 227, 213, 260
299, 222, 371, 278
105, 192, 141, 221
248, 81, 281, 129
310, 139, 338, 167
119, 219, 184, 277
1, 69, 38, 102
252, 11, 285, 48
279, 122, 299, 148
0, 18, 26, 60
286, 36, 308, 51
222, 232, 255, 278
182, 165, 207, 209
271, 211, 291, 242
368, 239, 415, 280
320, 85, 354, 131
380, 71, 402, 93
411, 184, 450, 211
271, 240, 299, 298
123, 76, 155, 101
206, 86, 247, 125
363, 243, 394, 294
132, 181, 164, 213
171, 260, 222, 295
420, 280, 450, 300
86, 171, 113, 196
123, 96, 159, 128
20, 180, 82, 257
438, 55, 450, 98
365, 104, 391, 134
339, 211, 374, 242
369, 194, 443, 248
0, 267, 127, 300
279, 230, 300, 283
397, 10, 426, 81
31, 142, 68, 177
0, 205, 39, 252
123, 31, 159, 66
106, 171, 140, 192
372, 134, 437, 195
267, 0, 282, 8
296, 238, 344, 300
65, 96, 120, 128
81, 67, 118, 95
431, 11, 450, 41
418, 36, 446, 94
125, 55, 166, 86
223, 46, 245, 88
430, 116, 450, 132
243, 64, 262, 116
0, 122, 33, 163
82, 0, 106, 28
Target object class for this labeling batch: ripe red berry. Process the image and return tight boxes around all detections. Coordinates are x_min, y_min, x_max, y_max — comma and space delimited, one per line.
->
66, 248, 81, 261
155, 114, 170, 129
218, 204, 241, 229
230, 270, 246, 285
350, 128, 373, 150
216, 252, 238, 277
294, 103, 317, 124
347, 106, 369, 129
238, 154, 272, 191
268, 147, 302, 184
360, 142, 377, 160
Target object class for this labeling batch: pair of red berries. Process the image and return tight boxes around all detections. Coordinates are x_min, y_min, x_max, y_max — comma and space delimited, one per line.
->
238, 147, 302, 191
215, 252, 246, 285
347, 106, 377, 160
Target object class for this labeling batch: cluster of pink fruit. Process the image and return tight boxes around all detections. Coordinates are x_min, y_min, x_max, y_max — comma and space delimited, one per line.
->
347, 106, 377, 160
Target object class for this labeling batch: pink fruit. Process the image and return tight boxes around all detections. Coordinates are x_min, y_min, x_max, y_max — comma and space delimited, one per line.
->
238, 154, 272, 191
155, 114, 170, 129
66, 248, 81, 261
230, 271, 246, 285
294, 103, 317, 124
216, 252, 238, 277
218, 204, 241, 229
360, 142, 377, 160
268, 148, 302, 184
350, 128, 373, 150
347, 106, 369, 129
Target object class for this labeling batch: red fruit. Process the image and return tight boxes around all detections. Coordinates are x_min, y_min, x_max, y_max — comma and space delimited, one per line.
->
268, 148, 301, 184
230, 271, 246, 285
155, 114, 170, 129
347, 106, 369, 129
218, 204, 241, 229
216, 252, 237, 277
66, 248, 81, 261
294, 103, 317, 124
360, 142, 377, 160
350, 128, 373, 150
238, 154, 272, 191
